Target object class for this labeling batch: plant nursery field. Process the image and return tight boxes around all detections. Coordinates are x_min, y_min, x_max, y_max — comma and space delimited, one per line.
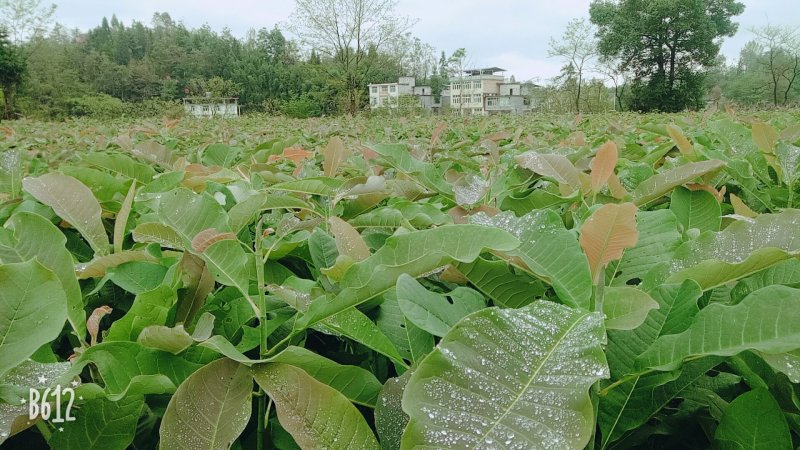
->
1, 110, 800, 449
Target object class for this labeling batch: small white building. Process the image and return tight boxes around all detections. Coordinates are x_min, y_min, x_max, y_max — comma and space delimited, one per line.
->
445, 68, 534, 115
183, 97, 240, 118
368, 77, 434, 110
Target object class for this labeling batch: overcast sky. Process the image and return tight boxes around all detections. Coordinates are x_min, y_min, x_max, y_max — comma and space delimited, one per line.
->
51, 0, 799, 81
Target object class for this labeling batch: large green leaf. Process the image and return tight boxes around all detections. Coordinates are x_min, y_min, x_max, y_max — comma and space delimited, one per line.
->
22, 173, 110, 255
0, 260, 68, 378
371, 144, 453, 195
0, 212, 86, 340
395, 273, 485, 337
602, 287, 659, 330
598, 280, 703, 448
648, 210, 800, 290
158, 188, 252, 301
106, 285, 177, 341
69, 342, 202, 399
253, 363, 379, 450
48, 396, 144, 450
638, 286, 800, 371
611, 210, 681, 286
713, 388, 792, 450
669, 186, 721, 232
160, 358, 252, 450
401, 301, 608, 449
299, 224, 519, 329
266, 346, 382, 407
375, 292, 434, 369
375, 371, 412, 450
631, 160, 725, 206
472, 210, 592, 309
455, 257, 542, 308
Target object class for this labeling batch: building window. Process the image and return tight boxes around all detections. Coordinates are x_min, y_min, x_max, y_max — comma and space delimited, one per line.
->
390, 85, 396, 93
453, 95, 460, 104
371, 86, 377, 93
381, 85, 388, 93
453, 83, 460, 91
474, 94, 481, 103
474, 81, 482, 90
370, 98, 377, 106
487, 98, 497, 106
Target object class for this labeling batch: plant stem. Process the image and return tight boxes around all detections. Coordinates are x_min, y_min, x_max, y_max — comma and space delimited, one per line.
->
255, 216, 268, 449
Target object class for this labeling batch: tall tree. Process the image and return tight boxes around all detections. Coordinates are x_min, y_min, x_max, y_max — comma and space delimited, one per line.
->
751, 24, 799, 106
549, 18, 597, 112
590, 0, 744, 112
0, 0, 56, 44
0, 28, 25, 119
289, 0, 413, 114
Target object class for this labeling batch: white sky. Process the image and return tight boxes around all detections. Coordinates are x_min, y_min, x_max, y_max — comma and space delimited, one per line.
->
51, 0, 800, 81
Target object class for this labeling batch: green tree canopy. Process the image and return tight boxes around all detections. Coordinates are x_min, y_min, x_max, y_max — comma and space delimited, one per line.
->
590, 0, 745, 112
0, 27, 25, 120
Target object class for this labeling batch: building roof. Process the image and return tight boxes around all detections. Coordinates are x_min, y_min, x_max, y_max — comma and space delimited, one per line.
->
463, 67, 506, 76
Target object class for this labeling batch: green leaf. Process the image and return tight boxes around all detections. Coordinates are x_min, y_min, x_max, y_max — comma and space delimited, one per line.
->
401, 301, 608, 449
299, 224, 519, 329
602, 287, 659, 330
731, 259, 800, 303
670, 186, 721, 232
131, 222, 184, 249
597, 280, 704, 447
375, 371, 412, 450
454, 257, 542, 308
371, 144, 452, 195
0, 212, 86, 341
253, 363, 379, 450
515, 151, 581, 191
81, 152, 156, 184
23, 173, 110, 255
160, 358, 252, 450
321, 307, 407, 367
395, 274, 485, 337
108, 261, 168, 294
48, 396, 144, 450
375, 292, 434, 369
651, 210, 800, 291
714, 388, 792, 450
612, 210, 682, 287
637, 286, 800, 371
0, 260, 67, 378
70, 342, 202, 399
473, 210, 592, 308
266, 346, 382, 407
106, 286, 177, 342
308, 229, 338, 269
760, 350, 800, 383
137, 324, 194, 354
631, 160, 725, 206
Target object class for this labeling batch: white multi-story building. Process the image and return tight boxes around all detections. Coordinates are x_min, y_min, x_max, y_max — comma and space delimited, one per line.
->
445, 67, 533, 115
368, 77, 434, 110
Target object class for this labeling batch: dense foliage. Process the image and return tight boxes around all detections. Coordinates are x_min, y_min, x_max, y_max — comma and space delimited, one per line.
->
0, 110, 799, 449
590, 0, 745, 112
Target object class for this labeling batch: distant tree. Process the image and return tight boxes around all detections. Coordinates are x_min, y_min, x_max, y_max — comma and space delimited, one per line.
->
0, 0, 56, 44
0, 28, 25, 119
751, 24, 799, 106
549, 18, 597, 112
590, 0, 744, 112
289, 0, 414, 114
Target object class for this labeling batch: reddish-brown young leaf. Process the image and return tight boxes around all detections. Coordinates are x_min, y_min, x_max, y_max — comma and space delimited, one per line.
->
591, 141, 618, 194
191, 228, 237, 253
580, 203, 639, 283
87, 306, 113, 346
667, 124, 693, 155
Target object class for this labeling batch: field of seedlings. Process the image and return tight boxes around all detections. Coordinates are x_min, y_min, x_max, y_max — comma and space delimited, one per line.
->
1, 110, 800, 449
